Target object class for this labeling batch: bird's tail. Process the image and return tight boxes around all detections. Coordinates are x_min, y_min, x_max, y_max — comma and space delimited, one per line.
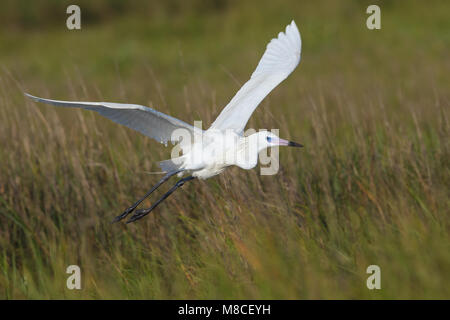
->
158, 157, 184, 173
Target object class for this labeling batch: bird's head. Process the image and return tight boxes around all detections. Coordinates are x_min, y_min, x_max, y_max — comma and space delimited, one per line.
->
253, 131, 303, 152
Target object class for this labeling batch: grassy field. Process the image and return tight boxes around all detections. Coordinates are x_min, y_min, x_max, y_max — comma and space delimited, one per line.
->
0, 0, 449, 299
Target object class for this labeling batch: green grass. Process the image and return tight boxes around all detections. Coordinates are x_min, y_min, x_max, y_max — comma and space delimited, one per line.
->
0, 0, 449, 299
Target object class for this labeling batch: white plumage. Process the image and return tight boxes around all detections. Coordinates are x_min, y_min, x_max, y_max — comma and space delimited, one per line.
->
25, 21, 303, 223
24, 94, 203, 146
210, 20, 301, 133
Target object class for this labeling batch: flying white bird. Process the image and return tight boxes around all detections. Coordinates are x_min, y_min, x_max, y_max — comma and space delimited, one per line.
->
25, 20, 303, 223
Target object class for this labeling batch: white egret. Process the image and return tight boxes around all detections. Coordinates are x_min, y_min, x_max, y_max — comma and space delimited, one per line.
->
25, 20, 303, 223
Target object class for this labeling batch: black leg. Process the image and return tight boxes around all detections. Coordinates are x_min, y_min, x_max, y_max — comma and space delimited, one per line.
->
126, 176, 195, 224
112, 170, 182, 223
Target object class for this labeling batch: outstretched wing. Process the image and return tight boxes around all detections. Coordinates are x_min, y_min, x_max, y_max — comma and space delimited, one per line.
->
209, 20, 301, 134
25, 93, 201, 145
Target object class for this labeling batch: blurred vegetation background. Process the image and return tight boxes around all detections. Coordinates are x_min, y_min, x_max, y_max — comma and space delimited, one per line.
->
0, 0, 449, 299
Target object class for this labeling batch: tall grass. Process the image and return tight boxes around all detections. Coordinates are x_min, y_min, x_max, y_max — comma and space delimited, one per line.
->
0, 0, 449, 298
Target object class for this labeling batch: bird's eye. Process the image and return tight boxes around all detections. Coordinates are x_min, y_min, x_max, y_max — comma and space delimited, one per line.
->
266, 136, 272, 143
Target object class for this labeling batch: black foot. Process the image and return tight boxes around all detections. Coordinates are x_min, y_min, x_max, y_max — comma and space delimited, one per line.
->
126, 208, 151, 224
125, 175, 195, 224
112, 206, 137, 223
111, 170, 183, 224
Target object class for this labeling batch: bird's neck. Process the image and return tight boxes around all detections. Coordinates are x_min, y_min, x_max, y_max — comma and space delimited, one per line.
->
245, 133, 267, 153
232, 134, 264, 170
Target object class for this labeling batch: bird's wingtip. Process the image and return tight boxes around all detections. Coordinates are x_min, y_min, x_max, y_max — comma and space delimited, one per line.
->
24, 92, 36, 100
24, 92, 42, 103
289, 20, 296, 28
287, 20, 301, 43
290, 20, 299, 31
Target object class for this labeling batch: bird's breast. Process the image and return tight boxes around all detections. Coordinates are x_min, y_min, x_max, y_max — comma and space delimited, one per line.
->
182, 132, 257, 177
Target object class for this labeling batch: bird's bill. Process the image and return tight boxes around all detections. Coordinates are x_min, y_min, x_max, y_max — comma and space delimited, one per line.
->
277, 138, 303, 147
